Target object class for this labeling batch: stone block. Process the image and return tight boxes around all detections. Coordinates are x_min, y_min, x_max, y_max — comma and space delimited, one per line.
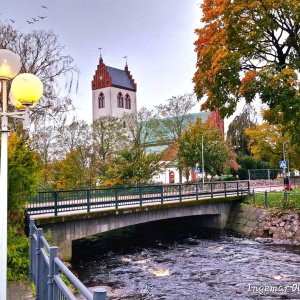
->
246, 220, 258, 228
282, 214, 289, 221
269, 227, 277, 234
286, 231, 294, 238
280, 222, 285, 227
292, 225, 299, 232
284, 225, 291, 231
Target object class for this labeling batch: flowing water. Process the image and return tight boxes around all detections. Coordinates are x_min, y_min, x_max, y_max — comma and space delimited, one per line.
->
72, 216, 300, 300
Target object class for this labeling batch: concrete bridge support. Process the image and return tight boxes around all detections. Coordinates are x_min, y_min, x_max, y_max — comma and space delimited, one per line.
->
33, 197, 243, 260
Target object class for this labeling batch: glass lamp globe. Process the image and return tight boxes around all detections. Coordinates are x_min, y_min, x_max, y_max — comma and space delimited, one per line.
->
10, 73, 43, 107
9, 91, 38, 110
0, 49, 22, 80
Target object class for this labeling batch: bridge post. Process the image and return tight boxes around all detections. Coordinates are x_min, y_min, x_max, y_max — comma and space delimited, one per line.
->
48, 246, 58, 300
53, 191, 58, 216
224, 183, 227, 197
179, 185, 182, 202
87, 190, 90, 212
237, 182, 239, 196
29, 219, 35, 283
115, 188, 118, 209
210, 183, 213, 199
160, 185, 164, 204
93, 288, 107, 300
196, 184, 198, 200
35, 228, 43, 300
139, 186, 143, 206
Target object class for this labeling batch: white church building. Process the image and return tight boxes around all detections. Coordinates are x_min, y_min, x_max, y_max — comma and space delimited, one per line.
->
92, 56, 137, 120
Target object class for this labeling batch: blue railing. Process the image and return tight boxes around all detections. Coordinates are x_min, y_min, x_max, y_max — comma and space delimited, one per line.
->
27, 182, 250, 216
29, 220, 107, 300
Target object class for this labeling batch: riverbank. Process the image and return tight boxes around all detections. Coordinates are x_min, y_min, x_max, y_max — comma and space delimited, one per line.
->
226, 203, 300, 241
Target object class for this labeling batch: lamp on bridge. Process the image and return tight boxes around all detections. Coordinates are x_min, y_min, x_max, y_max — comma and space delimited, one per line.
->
0, 49, 43, 299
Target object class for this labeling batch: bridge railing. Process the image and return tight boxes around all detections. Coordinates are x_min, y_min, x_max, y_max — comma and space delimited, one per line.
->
29, 219, 107, 300
27, 181, 250, 216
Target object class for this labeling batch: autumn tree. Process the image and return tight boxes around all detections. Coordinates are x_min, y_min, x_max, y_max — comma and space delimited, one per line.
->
194, 0, 300, 142
246, 122, 300, 170
52, 146, 94, 188
177, 119, 231, 179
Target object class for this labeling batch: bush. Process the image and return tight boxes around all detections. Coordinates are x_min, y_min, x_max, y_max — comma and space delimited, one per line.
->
7, 227, 30, 281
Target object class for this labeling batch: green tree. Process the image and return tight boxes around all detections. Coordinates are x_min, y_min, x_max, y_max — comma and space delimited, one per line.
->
7, 133, 41, 231
194, 0, 300, 142
155, 93, 196, 182
177, 120, 231, 179
236, 156, 276, 180
5, 133, 41, 280
227, 104, 258, 156
92, 116, 128, 161
102, 147, 165, 185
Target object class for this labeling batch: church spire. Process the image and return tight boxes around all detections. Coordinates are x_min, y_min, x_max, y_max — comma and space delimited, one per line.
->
98, 47, 102, 60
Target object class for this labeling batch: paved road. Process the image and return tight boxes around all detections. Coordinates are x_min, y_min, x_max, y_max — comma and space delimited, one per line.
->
251, 185, 285, 192
7, 281, 34, 300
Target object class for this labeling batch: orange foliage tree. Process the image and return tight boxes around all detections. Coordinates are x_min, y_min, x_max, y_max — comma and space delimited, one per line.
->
194, 0, 300, 142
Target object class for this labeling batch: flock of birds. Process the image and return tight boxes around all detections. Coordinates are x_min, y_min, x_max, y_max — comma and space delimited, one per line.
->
8, 5, 48, 24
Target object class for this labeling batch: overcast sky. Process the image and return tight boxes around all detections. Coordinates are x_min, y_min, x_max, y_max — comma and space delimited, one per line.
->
2, 1, 238, 128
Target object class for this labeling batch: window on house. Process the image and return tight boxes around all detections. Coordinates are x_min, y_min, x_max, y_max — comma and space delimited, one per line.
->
117, 92, 123, 108
125, 94, 131, 109
98, 92, 105, 108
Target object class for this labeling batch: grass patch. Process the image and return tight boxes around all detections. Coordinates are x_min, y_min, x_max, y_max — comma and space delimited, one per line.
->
247, 191, 300, 210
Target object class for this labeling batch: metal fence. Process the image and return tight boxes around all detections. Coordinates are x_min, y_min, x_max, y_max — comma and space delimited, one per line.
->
26, 182, 250, 216
29, 220, 107, 300
250, 190, 300, 209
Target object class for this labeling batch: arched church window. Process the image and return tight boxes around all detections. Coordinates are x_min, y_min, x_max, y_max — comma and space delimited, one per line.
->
125, 94, 131, 109
117, 92, 123, 108
98, 92, 105, 108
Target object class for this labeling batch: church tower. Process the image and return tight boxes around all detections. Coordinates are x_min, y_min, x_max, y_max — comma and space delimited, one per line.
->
92, 56, 137, 120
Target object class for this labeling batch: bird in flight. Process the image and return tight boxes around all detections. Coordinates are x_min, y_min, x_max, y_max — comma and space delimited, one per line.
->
26, 21, 34, 24
41, 5, 48, 9
32, 18, 39, 22
10, 19, 16, 23
39, 16, 47, 19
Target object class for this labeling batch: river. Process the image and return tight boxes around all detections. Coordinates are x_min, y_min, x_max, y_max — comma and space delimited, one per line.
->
72, 216, 300, 300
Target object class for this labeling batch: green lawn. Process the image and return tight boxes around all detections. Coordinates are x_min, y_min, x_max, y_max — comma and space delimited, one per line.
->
247, 190, 300, 210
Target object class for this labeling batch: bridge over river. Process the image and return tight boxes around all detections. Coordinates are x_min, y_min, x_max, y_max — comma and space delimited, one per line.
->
28, 182, 249, 260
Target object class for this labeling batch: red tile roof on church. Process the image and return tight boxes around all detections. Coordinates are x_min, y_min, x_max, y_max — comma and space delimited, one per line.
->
92, 58, 137, 91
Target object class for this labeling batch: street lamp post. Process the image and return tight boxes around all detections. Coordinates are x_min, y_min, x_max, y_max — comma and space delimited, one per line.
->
283, 141, 290, 178
201, 129, 222, 184
0, 49, 43, 299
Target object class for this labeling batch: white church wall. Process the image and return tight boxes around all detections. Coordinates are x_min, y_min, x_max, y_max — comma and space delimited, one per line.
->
93, 87, 137, 120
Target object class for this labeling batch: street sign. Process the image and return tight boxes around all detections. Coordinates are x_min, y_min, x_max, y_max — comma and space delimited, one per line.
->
280, 161, 287, 168
194, 167, 200, 174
